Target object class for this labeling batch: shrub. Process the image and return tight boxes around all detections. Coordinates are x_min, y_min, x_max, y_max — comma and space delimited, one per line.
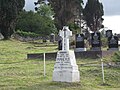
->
16, 30, 39, 38
111, 52, 120, 62
101, 37, 108, 48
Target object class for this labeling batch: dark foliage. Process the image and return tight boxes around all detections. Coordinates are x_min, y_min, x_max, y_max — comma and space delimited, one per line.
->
83, 0, 104, 32
16, 10, 57, 37
37, 0, 83, 30
0, 0, 25, 39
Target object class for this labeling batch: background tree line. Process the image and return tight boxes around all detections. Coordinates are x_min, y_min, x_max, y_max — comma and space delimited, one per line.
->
0, 0, 104, 40
16, 4, 57, 37
0, 0, 25, 39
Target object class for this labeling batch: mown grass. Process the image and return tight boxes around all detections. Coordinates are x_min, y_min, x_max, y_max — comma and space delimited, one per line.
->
0, 39, 120, 90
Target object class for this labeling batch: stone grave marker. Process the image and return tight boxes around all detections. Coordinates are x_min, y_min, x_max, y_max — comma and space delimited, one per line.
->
42, 37, 47, 43
53, 26, 80, 82
91, 32, 101, 51
108, 35, 119, 50
75, 34, 86, 52
50, 33, 55, 42
106, 30, 112, 38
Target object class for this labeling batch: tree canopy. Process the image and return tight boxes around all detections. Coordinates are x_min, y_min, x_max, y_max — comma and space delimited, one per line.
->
0, 0, 25, 39
37, 0, 83, 30
37, 3, 54, 18
16, 5, 57, 37
83, 0, 104, 32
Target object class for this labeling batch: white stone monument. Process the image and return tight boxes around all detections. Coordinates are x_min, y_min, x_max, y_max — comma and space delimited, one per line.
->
52, 26, 80, 82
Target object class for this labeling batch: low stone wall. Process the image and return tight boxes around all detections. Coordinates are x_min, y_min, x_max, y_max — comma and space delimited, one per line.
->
27, 51, 117, 60
27, 52, 57, 60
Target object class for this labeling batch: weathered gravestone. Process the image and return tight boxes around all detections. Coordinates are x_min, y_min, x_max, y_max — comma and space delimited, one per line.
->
91, 32, 101, 51
50, 33, 55, 42
42, 37, 47, 43
75, 34, 86, 52
106, 30, 113, 38
108, 35, 119, 50
53, 26, 80, 82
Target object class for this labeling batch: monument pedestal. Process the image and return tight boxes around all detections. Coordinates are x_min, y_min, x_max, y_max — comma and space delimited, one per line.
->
91, 47, 101, 51
52, 50, 80, 82
108, 48, 119, 51
75, 48, 86, 52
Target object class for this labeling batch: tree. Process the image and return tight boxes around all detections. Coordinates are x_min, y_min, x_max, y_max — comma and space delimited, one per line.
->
37, 3, 57, 36
83, 0, 104, 32
37, 3, 54, 18
36, 0, 83, 30
16, 10, 57, 37
0, 0, 25, 39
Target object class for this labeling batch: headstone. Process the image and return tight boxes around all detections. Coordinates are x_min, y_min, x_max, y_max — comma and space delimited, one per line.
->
75, 34, 86, 52
91, 32, 101, 51
108, 35, 119, 50
42, 37, 47, 43
106, 30, 112, 38
53, 26, 80, 82
50, 33, 55, 42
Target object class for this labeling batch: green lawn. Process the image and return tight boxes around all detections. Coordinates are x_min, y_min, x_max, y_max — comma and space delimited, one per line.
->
0, 39, 120, 90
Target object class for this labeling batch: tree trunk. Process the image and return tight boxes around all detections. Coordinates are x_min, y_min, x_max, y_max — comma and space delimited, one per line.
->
1, 27, 11, 40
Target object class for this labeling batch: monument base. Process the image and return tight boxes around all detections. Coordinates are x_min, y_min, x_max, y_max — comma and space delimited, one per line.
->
75, 48, 86, 52
52, 50, 80, 82
108, 48, 119, 51
91, 47, 101, 51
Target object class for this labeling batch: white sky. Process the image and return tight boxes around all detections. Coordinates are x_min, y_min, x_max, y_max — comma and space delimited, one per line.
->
103, 15, 120, 34
24, 0, 120, 34
24, 0, 37, 11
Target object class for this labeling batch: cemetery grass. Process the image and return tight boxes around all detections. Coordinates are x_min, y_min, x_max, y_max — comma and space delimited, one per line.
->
0, 39, 120, 90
